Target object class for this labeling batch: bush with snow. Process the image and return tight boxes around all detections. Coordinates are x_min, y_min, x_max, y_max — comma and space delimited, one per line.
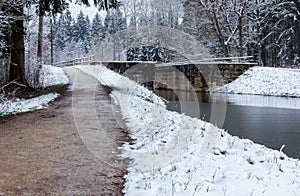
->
0, 65, 69, 116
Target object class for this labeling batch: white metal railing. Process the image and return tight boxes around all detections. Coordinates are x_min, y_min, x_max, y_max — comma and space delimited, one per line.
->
53, 55, 257, 68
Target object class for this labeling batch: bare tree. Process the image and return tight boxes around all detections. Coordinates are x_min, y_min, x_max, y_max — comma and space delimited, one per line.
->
199, 0, 249, 57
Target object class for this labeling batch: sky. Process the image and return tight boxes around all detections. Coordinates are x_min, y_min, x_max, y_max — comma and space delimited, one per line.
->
68, 1, 105, 20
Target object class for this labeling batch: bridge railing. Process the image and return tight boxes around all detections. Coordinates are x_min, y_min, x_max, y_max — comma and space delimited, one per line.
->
53, 55, 257, 68
200, 56, 255, 62
53, 55, 96, 67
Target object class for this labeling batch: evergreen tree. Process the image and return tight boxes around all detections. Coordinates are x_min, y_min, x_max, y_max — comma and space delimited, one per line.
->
73, 11, 88, 42
54, 13, 66, 50
103, 9, 126, 38
73, 11, 92, 54
52, 9, 75, 62
103, 11, 114, 37
53, 9, 74, 50
91, 12, 105, 46
84, 15, 92, 53
114, 9, 126, 32
127, 46, 166, 62
64, 9, 74, 42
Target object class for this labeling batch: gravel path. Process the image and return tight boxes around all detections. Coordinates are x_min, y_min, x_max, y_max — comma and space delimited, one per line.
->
0, 68, 128, 195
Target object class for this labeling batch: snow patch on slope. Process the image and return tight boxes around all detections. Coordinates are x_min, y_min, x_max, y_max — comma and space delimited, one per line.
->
0, 93, 59, 116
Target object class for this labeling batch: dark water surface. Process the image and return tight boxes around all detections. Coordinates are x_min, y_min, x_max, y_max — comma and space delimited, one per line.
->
155, 90, 300, 159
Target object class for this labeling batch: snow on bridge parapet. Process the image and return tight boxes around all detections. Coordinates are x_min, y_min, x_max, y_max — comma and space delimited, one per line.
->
156, 56, 257, 67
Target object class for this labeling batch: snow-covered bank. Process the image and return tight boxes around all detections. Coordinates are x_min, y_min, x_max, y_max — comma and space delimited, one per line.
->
215, 67, 300, 97
40, 64, 69, 88
77, 65, 300, 196
0, 65, 69, 116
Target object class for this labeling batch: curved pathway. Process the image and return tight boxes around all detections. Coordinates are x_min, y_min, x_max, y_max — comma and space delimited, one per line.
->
0, 68, 127, 195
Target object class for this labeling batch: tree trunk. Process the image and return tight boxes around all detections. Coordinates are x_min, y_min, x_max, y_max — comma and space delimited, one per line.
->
294, 0, 300, 65
238, 16, 243, 57
295, 21, 300, 65
36, 14, 43, 84
37, 15, 43, 67
0, 0, 2, 10
9, 1, 27, 85
50, 16, 54, 65
256, 5, 262, 66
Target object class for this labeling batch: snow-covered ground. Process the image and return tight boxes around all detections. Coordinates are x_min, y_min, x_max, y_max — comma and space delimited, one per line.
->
0, 93, 60, 116
0, 65, 69, 116
214, 67, 300, 97
77, 65, 300, 196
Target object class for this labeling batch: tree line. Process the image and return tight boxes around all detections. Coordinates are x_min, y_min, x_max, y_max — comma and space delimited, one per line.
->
1, 0, 300, 89
37, 8, 126, 64
98, 0, 300, 67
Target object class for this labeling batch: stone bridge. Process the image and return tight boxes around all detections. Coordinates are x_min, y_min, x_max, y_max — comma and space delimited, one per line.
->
55, 56, 256, 91
104, 57, 256, 91
54, 53, 256, 91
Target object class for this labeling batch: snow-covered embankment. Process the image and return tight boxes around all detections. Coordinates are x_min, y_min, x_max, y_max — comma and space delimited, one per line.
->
79, 65, 300, 196
215, 67, 300, 97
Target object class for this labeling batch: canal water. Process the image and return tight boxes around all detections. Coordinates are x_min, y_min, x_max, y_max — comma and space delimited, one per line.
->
155, 90, 300, 159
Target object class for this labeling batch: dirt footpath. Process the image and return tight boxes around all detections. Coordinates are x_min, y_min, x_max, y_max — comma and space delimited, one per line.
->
0, 68, 128, 195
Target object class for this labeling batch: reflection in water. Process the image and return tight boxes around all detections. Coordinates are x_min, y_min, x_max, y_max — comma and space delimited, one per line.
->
155, 90, 300, 159
155, 89, 212, 102
155, 90, 227, 128
156, 89, 300, 109
227, 94, 300, 109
